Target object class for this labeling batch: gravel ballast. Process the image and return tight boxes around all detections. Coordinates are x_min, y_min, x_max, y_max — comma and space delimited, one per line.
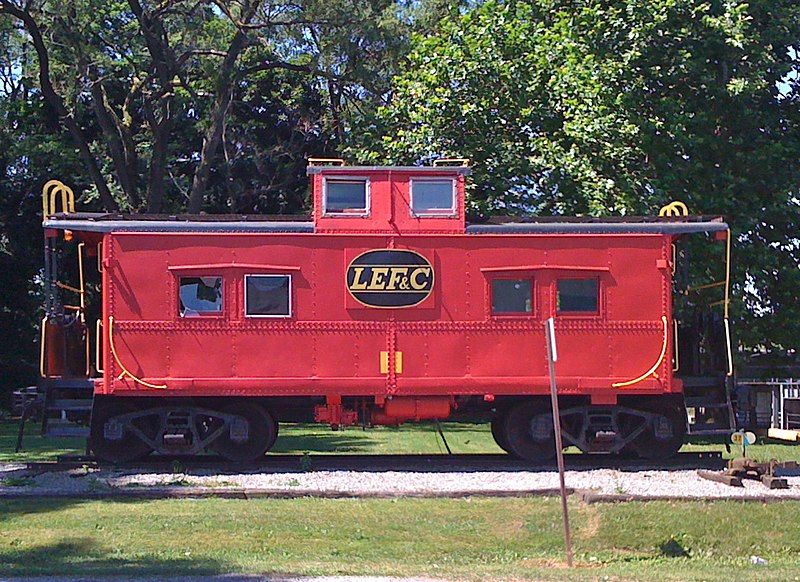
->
3, 462, 800, 500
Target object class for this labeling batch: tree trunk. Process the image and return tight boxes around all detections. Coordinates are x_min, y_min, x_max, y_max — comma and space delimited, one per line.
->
147, 111, 172, 213
87, 70, 140, 208
187, 30, 249, 213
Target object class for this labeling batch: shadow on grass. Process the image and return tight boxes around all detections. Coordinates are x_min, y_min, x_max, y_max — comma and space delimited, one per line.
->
272, 431, 373, 454
271, 422, 489, 454
0, 498, 94, 524
0, 419, 85, 462
0, 536, 223, 577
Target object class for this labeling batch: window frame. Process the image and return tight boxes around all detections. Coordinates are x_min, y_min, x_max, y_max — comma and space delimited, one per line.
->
489, 276, 535, 318
322, 176, 371, 217
555, 277, 601, 317
409, 178, 457, 217
177, 275, 225, 319
244, 274, 293, 319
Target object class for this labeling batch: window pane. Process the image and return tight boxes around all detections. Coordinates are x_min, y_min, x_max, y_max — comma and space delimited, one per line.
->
492, 279, 532, 314
412, 180, 455, 214
326, 180, 367, 212
557, 279, 598, 313
179, 276, 222, 317
246, 275, 291, 316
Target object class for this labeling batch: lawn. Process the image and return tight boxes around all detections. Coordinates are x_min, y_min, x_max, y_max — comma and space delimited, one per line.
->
1, 497, 799, 580
3, 419, 800, 580
3, 418, 800, 463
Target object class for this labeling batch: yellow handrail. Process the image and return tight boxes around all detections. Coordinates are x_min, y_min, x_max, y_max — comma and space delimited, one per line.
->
724, 319, 734, 377
95, 319, 104, 375
612, 316, 668, 388
39, 316, 48, 378
723, 229, 733, 376
77, 242, 85, 315
658, 201, 689, 217
75, 242, 89, 376
107, 315, 167, 389
671, 243, 677, 275
42, 179, 75, 219
673, 319, 680, 372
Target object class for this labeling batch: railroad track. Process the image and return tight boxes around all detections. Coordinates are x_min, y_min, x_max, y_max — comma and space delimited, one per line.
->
22, 451, 726, 475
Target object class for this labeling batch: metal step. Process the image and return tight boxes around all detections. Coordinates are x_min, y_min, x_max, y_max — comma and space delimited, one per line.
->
44, 425, 90, 438
35, 377, 95, 445
685, 397, 730, 408
39, 377, 95, 390
687, 427, 734, 436
680, 376, 727, 389
47, 399, 94, 412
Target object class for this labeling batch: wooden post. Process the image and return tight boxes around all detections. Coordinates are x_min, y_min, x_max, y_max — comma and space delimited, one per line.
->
545, 317, 573, 568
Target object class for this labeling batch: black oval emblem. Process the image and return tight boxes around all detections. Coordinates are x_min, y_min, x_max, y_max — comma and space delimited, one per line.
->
347, 249, 434, 308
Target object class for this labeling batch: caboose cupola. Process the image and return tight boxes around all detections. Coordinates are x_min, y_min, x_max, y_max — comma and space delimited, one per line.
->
307, 158, 470, 234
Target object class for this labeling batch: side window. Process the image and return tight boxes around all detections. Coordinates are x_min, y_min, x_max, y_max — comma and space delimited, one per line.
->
245, 275, 291, 318
491, 278, 532, 315
411, 179, 456, 216
179, 276, 223, 317
557, 278, 599, 314
324, 178, 369, 215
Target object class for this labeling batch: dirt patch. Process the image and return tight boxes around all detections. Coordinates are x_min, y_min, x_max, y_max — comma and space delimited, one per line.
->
484, 511, 524, 539
576, 503, 601, 541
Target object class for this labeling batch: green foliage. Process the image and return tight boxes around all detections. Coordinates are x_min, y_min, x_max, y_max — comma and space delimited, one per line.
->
0, 90, 89, 405
355, 0, 800, 351
0, 0, 798, 401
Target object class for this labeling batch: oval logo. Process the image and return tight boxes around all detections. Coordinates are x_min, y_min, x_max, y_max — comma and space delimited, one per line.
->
347, 249, 434, 308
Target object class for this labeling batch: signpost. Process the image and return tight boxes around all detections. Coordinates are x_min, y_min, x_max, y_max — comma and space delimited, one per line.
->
732, 430, 757, 457
545, 317, 573, 568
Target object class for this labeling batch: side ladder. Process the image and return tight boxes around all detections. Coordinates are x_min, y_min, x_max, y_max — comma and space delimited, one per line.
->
683, 375, 736, 435
39, 378, 94, 438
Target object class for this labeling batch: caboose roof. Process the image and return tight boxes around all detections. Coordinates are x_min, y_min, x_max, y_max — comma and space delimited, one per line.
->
465, 215, 728, 235
43, 212, 728, 235
305, 165, 472, 175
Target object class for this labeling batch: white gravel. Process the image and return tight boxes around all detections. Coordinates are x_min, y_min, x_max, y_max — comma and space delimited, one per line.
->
3, 463, 800, 499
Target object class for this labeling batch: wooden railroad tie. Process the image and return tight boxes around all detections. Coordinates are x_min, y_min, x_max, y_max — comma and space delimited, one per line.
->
697, 458, 796, 489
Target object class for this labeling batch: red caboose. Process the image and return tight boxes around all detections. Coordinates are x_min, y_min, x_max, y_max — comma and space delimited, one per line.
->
36, 161, 733, 462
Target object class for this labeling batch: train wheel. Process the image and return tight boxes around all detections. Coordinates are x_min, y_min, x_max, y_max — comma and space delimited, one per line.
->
210, 402, 277, 462
503, 400, 557, 463
89, 400, 155, 464
631, 400, 686, 460
490, 410, 515, 455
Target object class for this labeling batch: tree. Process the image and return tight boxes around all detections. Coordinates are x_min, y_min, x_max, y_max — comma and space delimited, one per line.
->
0, 0, 424, 214
0, 68, 88, 400
356, 0, 800, 352
0, 0, 433, 402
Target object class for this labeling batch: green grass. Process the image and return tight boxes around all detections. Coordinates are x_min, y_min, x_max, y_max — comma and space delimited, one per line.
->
0, 476, 35, 487
270, 421, 498, 455
3, 419, 800, 579
0, 497, 799, 580
0, 419, 87, 463
0, 419, 497, 463
4, 418, 800, 464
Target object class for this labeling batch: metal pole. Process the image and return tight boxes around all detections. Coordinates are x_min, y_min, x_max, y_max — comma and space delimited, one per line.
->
545, 317, 573, 568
